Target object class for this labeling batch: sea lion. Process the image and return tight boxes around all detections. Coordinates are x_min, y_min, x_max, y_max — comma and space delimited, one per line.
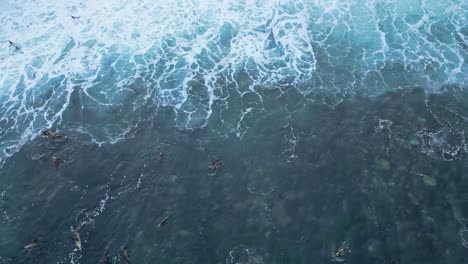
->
157, 214, 171, 229
8, 40, 20, 51
100, 246, 111, 263
72, 225, 82, 250
120, 247, 131, 263
52, 156, 61, 170
208, 160, 223, 170
24, 239, 40, 250
42, 129, 67, 141
70, 15, 81, 19
159, 147, 164, 160
331, 241, 351, 262
101, 252, 110, 264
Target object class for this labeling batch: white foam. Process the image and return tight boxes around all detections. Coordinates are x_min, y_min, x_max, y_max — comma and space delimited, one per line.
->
0, 0, 466, 165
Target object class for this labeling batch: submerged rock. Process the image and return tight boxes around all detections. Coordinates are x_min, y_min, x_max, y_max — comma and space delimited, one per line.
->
421, 174, 437, 187
271, 202, 292, 227
409, 137, 419, 145
375, 159, 390, 170
446, 194, 468, 222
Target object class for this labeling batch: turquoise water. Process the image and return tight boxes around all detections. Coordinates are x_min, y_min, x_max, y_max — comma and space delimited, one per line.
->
0, 0, 467, 263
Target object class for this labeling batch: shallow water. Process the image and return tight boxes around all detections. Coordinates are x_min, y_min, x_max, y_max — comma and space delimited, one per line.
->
1, 1, 468, 263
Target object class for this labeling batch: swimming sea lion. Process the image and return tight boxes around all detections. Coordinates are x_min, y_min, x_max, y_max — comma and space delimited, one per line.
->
157, 214, 171, 229
331, 241, 351, 262
24, 239, 40, 250
70, 15, 81, 19
52, 156, 61, 170
7, 40, 20, 51
159, 147, 164, 160
101, 252, 110, 263
100, 245, 111, 263
42, 129, 67, 141
208, 160, 223, 170
72, 225, 82, 250
120, 247, 131, 263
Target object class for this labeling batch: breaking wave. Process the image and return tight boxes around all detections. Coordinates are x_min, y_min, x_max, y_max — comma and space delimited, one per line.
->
0, 0, 466, 165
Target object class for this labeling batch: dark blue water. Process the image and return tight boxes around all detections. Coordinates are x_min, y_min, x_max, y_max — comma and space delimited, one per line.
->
1, 86, 468, 263
1, 1, 468, 263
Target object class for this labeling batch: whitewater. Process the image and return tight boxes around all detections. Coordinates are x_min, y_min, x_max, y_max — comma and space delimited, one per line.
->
0, 0, 466, 166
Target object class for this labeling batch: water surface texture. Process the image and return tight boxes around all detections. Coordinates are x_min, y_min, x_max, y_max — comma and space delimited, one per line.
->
0, 0, 467, 263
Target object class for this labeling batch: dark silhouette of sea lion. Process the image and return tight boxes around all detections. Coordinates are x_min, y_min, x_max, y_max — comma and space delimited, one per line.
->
120, 247, 131, 263
42, 129, 67, 141
42, 129, 53, 137
159, 147, 164, 160
331, 241, 351, 262
7, 40, 20, 51
70, 15, 81, 19
52, 156, 61, 170
208, 160, 223, 170
24, 239, 40, 250
101, 250, 110, 263
157, 214, 171, 229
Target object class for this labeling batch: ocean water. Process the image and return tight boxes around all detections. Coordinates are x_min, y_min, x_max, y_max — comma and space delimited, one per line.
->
0, 0, 467, 263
